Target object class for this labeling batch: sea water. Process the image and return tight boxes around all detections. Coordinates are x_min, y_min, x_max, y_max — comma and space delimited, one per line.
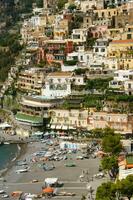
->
0, 144, 18, 170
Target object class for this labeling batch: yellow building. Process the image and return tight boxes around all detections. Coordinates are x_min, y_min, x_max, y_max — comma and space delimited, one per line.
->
54, 19, 69, 40
17, 68, 45, 94
49, 109, 89, 130
107, 39, 133, 69
94, 8, 118, 19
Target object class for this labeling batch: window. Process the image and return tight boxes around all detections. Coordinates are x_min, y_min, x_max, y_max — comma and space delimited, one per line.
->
80, 56, 83, 61
102, 12, 104, 17
127, 34, 132, 39
95, 48, 99, 52
101, 48, 105, 52
128, 83, 131, 89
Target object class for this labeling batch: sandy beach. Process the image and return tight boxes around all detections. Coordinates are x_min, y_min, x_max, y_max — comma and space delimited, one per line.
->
0, 139, 109, 200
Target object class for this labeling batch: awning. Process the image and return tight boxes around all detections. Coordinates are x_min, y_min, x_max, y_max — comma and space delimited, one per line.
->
62, 125, 68, 130
0, 123, 12, 129
69, 125, 76, 130
44, 178, 58, 185
56, 125, 62, 129
43, 187, 54, 194
32, 131, 43, 136
50, 124, 56, 129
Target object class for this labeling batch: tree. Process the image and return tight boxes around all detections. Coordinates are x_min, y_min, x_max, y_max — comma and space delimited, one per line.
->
91, 128, 104, 138
119, 175, 133, 200
96, 176, 133, 200
102, 134, 122, 155
74, 68, 87, 75
81, 195, 86, 200
103, 127, 115, 137
10, 41, 22, 55
68, 4, 77, 11
91, 128, 115, 138
101, 156, 118, 178
57, 0, 67, 9
96, 182, 116, 200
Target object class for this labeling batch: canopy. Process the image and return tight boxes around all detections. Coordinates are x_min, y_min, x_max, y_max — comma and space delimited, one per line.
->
0, 123, 12, 129
69, 125, 76, 130
62, 125, 68, 130
32, 131, 43, 136
50, 124, 56, 129
56, 125, 62, 129
43, 187, 54, 194
44, 178, 58, 185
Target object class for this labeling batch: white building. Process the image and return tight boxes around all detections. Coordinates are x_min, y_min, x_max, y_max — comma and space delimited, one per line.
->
42, 72, 85, 98
71, 28, 88, 43
64, 50, 117, 71
93, 38, 109, 57
42, 72, 73, 98
109, 70, 133, 89
61, 63, 78, 72
124, 80, 133, 95
80, 0, 96, 12
66, 51, 90, 66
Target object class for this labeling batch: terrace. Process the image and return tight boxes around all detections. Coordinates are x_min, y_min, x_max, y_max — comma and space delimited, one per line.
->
15, 112, 43, 126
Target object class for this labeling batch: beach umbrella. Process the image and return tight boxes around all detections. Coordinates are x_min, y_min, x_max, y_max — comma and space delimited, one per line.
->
42, 187, 54, 194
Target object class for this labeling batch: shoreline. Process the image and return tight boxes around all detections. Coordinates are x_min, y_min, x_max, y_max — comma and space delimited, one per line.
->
0, 142, 28, 178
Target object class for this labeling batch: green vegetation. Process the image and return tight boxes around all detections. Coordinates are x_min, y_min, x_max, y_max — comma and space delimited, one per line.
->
96, 182, 116, 200
91, 127, 115, 138
64, 60, 78, 66
0, 33, 22, 81
85, 78, 112, 91
69, 14, 83, 34
57, 0, 68, 10
74, 68, 88, 75
83, 91, 133, 112
126, 155, 133, 165
101, 155, 118, 178
86, 36, 96, 49
91, 128, 122, 178
68, 4, 77, 11
96, 175, 133, 200
83, 94, 103, 110
102, 134, 122, 155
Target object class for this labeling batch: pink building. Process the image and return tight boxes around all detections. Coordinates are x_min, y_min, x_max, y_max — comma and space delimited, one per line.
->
88, 111, 133, 134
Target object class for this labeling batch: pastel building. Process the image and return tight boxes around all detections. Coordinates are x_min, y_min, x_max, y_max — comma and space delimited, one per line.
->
49, 108, 89, 130
88, 111, 133, 134
71, 28, 88, 43
109, 70, 133, 90
17, 68, 45, 95
42, 72, 73, 98
93, 38, 109, 57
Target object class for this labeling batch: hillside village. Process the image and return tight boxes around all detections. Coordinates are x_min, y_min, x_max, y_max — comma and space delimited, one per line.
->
0, 0, 132, 137
0, 1, 133, 200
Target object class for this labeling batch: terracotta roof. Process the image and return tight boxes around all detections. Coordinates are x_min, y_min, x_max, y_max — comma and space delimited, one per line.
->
111, 39, 133, 44
48, 72, 73, 77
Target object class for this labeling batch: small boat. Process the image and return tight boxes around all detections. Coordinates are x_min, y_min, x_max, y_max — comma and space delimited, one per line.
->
15, 167, 29, 173
4, 142, 10, 145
